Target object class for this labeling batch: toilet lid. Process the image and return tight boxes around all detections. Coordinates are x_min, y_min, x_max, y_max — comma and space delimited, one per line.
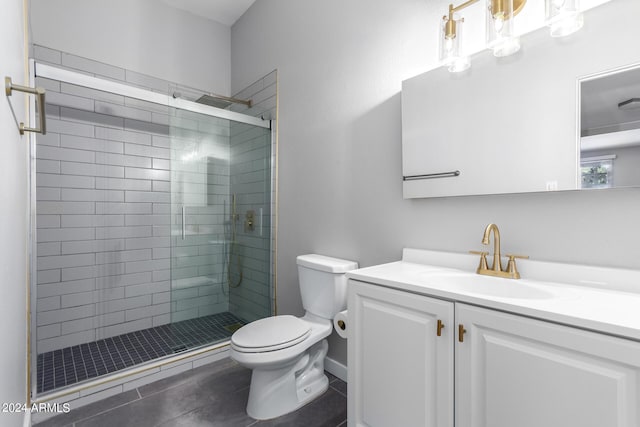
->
231, 315, 311, 352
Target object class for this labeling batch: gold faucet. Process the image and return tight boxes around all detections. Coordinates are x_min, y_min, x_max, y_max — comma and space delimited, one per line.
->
470, 223, 528, 279
482, 223, 502, 272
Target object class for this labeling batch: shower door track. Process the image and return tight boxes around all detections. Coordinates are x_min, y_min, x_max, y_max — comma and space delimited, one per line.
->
34, 62, 271, 128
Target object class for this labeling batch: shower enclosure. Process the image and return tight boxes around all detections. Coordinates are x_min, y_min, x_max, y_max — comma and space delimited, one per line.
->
31, 55, 274, 396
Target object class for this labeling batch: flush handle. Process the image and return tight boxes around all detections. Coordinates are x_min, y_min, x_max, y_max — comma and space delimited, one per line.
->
437, 319, 445, 337
458, 324, 467, 343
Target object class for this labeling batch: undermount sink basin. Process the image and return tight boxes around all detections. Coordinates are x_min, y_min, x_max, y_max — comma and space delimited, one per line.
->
421, 270, 555, 300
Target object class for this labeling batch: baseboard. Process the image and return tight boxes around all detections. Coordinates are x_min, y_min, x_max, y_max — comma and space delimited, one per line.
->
324, 356, 347, 382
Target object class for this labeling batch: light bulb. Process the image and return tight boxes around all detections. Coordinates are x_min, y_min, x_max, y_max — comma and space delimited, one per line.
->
444, 37, 455, 54
448, 56, 470, 73
546, 0, 583, 37
493, 13, 505, 34
549, 13, 584, 36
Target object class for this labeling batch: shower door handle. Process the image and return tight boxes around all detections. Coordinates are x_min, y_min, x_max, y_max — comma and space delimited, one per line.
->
181, 206, 186, 240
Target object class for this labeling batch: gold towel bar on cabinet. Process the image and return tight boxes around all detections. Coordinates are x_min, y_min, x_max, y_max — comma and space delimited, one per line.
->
5, 76, 46, 135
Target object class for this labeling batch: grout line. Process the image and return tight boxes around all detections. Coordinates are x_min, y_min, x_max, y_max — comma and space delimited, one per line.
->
100, 340, 118, 374
330, 386, 347, 398
107, 337, 127, 372
137, 362, 232, 399
68, 348, 78, 386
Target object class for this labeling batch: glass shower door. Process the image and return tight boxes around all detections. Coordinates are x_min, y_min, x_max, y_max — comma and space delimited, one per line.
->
169, 108, 272, 352
31, 60, 274, 396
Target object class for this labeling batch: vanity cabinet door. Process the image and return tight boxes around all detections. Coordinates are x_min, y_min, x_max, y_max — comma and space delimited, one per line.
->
348, 280, 454, 427
455, 303, 640, 427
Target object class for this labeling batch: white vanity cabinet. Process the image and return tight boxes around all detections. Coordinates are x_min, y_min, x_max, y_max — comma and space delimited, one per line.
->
347, 279, 455, 427
348, 279, 640, 427
456, 303, 640, 427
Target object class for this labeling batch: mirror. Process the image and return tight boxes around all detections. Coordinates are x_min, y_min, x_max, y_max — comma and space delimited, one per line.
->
401, 0, 640, 198
580, 65, 640, 189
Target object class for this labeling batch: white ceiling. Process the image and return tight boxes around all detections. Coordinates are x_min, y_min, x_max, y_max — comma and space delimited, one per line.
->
581, 66, 640, 136
161, 0, 256, 26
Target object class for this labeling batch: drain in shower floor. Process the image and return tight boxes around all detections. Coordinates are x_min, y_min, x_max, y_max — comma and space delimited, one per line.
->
171, 345, 188, 353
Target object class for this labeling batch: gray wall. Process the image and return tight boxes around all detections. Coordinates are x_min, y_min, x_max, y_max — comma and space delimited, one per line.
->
0, 0, 27, 424
231, 0, 640, 366
30, 0, 231, 96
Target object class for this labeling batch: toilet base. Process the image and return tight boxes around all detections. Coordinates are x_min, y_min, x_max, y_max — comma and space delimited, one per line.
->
246, 339, 329, 420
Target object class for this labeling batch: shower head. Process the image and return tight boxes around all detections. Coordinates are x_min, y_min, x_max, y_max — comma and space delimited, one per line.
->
196, 94, 252, 109
172, 91, 252, 109
195, 94, 234, 109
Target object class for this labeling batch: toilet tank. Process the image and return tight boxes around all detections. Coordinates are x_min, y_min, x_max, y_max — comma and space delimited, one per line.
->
296, 254, 358, 319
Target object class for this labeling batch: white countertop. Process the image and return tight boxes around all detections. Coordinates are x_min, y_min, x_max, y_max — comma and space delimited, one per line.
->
346, 249, 640, 341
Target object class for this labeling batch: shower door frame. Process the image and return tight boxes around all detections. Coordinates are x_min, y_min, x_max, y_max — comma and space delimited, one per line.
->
29, 61, 274, 402
34, 63, 270, 129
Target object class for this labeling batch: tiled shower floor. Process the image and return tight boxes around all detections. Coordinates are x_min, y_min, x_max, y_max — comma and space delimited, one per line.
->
37, 311, 246, 394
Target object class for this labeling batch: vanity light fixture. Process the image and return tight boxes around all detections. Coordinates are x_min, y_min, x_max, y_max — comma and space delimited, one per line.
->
486, 0, 525, 57
440, 0, 584, 72
545, 0, 584, 37
439, 5, 471, 72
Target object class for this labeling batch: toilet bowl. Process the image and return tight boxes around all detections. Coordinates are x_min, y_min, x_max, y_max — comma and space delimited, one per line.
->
230, 254, 358, 420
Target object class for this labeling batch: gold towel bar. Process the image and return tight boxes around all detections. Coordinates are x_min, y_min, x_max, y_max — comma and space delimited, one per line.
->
5, 76, 46, 135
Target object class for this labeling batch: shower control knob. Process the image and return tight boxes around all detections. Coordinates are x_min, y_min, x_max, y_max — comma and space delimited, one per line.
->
244, 210, 255, 232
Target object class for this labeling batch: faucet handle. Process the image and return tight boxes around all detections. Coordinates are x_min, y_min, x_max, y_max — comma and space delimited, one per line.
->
504, 254, 529, 279
469, 250, 489, 272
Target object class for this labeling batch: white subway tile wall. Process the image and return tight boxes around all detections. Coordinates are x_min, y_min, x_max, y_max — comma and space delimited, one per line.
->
34, 45, 276, 354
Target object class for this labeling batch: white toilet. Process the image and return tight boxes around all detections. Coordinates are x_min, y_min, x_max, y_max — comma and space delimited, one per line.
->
230, 254, 358, 420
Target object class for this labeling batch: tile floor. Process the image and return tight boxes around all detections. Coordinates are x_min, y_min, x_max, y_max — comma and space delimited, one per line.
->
34, 358, 347, 427
38, 312, 246, 393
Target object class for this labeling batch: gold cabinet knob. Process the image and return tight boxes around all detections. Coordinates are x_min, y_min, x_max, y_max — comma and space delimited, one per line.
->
437, 319, 445, 337
458, 324, 467, 343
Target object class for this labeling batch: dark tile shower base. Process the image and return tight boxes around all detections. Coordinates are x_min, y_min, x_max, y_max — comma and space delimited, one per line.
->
37, 311, 246, 394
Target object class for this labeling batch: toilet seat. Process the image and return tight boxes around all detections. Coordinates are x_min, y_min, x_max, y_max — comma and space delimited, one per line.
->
232, 315, 311, 353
